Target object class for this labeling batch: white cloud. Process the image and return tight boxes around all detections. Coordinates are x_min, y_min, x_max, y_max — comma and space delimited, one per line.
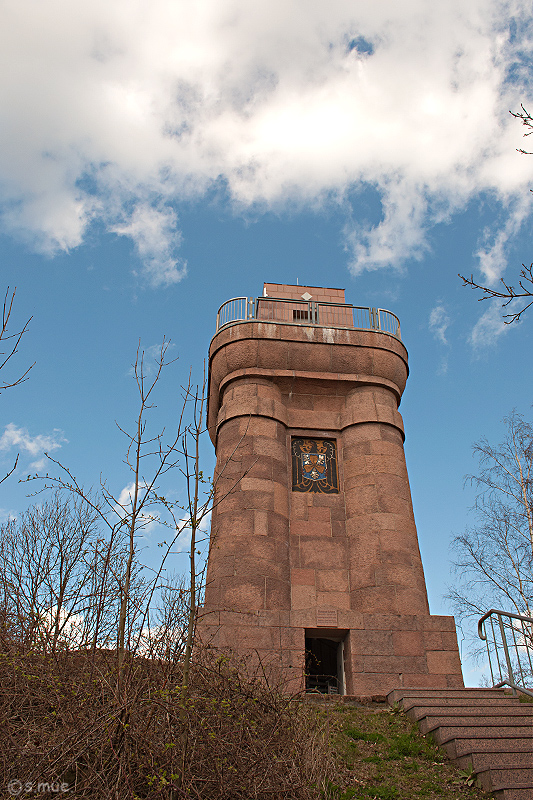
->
174, 526, 192, 555
0, 423, 66, 468
344, 180, 429, 273
144, 341, 176, 361
112, 204, 187, 287
42, 606, 86, 647
429, 303, 451, 345
29, 458, 48, 472
469, 300, 512, 348
1, 0, 533, 281
436, 356, 449, 376
429, 303, 451, 372
172, 507, 211, 554
475, 194, 533, 284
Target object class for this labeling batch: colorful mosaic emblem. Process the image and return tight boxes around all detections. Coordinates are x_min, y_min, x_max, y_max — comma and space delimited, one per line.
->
292, 438, 339, 494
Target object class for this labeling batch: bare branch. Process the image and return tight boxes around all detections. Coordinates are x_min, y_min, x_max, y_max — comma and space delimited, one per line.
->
459, 264, 533, 324
0, 286, 34, 391
0, 454, 18, 486
458, 106, 533, 323
510, 103, 533, 149
0, 287, 34, 484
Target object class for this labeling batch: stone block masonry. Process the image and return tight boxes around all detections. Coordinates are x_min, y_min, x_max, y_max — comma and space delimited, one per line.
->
199, 283, 463, 697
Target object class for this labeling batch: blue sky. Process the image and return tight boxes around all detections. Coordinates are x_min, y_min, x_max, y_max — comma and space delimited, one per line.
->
1, 0, 533, 683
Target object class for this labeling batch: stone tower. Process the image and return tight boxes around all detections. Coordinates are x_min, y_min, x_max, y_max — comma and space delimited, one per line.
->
201, 283, 463, 697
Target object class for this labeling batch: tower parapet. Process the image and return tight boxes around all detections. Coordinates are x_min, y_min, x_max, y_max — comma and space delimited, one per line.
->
201, 283, 463, 698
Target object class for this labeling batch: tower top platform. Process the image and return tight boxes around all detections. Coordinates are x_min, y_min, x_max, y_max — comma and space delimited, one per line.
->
214, 283, 401, 339
208, 284, 407, 443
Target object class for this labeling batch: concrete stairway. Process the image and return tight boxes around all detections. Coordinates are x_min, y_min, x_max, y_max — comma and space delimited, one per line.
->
387, 688, 533, 799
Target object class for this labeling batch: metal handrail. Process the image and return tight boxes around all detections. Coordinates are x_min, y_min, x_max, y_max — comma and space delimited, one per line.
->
478, 608, 533, 698
215, 296, 401, 339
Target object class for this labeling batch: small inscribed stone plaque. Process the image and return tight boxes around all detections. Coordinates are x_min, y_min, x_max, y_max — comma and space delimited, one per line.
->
291, 438, 339, 494
316, 609, 338, 627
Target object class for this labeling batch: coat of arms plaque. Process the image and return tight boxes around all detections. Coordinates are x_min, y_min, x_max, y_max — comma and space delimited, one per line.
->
291, 438, 339, 494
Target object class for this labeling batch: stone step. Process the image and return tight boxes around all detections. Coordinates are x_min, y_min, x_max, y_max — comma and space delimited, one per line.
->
477, 767, 533, 793
455, 752, 533, 772
493, 785, 533, 800
418, 714, 533, 736
388, 687, 533, 798
429, 724, 533, 745
400, 697, 523, 713
388, 688, 508, 703
444, 737, 533, 760
410, 706, 533, 723
387, 689, 504, 705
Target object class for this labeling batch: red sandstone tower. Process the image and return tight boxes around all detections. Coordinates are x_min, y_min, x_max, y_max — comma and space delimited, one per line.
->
202, 283, 463, 697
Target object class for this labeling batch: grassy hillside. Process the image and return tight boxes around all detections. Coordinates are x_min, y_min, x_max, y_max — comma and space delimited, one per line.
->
322, 700, 486, 800
1, 646, 490, 799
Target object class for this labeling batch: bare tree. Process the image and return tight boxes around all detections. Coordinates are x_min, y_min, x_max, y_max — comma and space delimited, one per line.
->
26, 343, 190, 674
26, 342, 245, 691
459, 105, 533, 324
138, 572, 192, 660
1, 341, 311, 798
448, 411, 533, 642
0, 491, 131, 652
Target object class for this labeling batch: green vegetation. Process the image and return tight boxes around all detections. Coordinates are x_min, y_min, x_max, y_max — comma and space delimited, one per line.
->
2, 643, 491, 799
324, 703, 486, 800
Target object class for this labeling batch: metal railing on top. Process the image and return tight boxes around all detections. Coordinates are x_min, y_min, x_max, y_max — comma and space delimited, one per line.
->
478, 608, 533, 698
215, 296, 401, 339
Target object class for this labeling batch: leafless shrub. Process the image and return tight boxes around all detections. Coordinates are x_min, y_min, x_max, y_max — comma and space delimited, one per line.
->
0, 643, 335, 799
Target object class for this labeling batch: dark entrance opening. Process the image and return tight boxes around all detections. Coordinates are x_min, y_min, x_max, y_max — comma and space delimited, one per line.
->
305, 636, 344, 694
